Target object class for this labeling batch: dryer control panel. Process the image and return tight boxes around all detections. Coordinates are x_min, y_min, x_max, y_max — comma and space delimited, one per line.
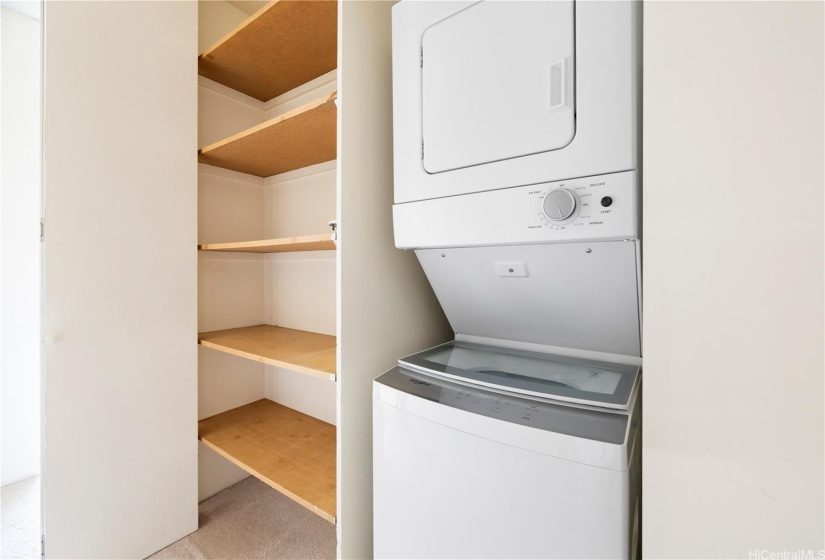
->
394, 170, 638, 249
535, 176, 632, 232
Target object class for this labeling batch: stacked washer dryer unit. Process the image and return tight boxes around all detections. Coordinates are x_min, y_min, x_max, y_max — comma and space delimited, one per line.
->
374, 1, 641, 559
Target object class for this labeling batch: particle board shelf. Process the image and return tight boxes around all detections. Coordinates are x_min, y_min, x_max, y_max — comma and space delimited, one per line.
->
198, 325, 336, 380
198, 92, 337, 177
199, 0, 337, 102
199, 233, 335, 254
199, 399, 336, 523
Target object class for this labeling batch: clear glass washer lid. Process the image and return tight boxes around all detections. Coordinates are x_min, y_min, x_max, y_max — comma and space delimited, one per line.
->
399, 341, 640, 410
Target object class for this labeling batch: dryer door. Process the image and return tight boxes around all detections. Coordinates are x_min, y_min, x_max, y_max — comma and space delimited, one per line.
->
422, 0, 576, 174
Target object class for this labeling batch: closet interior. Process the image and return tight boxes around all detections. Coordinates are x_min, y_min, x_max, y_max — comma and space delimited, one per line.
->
196, 0, 339, 524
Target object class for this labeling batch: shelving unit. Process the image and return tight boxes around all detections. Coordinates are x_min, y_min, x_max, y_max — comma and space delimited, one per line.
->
198, 92, 337, 177
199, 0, 338, 102
197, 0, 339, 527
199, 233, 335, 253
199, 325, 336, 380
199, 399, 337, 523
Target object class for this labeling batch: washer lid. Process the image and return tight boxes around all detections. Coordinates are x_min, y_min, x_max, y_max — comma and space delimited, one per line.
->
422, 0, 576, 174
375, 366, 631, 447
415, 241, 641, 359
399, 341, 640, 410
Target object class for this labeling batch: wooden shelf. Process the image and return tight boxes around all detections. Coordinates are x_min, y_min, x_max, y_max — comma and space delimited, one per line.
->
199, 399, 336, 523
199, 1, 337, 102
198, 92, 336, 177
198, 325, 336, 380
199, 233, 335, 254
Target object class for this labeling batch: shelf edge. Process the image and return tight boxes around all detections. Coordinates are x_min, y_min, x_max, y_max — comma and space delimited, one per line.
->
198, 234, 336, 254
198, 91, 337, 156
198, 433, 336, 524
198, 338, 336, 381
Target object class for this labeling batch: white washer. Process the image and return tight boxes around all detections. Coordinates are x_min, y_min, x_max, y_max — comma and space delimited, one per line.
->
374, 348, 641, 560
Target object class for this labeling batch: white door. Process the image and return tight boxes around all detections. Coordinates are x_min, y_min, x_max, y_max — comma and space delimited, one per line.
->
422, 0, 576, 174
42, 2, 198, 558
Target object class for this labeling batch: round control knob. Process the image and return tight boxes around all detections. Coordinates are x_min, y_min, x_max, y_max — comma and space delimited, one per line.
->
542, 189, 577, 221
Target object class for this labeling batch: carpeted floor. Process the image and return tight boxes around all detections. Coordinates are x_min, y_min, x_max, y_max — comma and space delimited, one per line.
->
0, 475, 333, 560
150, 476, 337, 560
0, 476, 41, 560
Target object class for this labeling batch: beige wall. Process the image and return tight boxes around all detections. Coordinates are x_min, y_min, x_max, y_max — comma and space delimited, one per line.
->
337, 1, 453, 557
198, 0, 248, 54
643, 2, 824, 557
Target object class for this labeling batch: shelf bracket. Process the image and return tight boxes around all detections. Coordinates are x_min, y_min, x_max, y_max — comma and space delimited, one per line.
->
328, 220, 338, 244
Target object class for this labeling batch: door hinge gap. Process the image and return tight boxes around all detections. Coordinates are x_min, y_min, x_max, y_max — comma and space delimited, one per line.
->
40, 217, 45, 242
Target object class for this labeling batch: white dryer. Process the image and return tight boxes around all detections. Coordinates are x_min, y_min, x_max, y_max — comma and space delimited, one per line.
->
392, 0, 641, 205
391, 1, 643, 365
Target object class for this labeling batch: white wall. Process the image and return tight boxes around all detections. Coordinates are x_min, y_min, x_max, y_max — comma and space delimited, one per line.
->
337, 1, 453, 557
263, 165, 338, 427
0, 5, 42, 487
262, 166, 337, 339
42, 1, 198, 557
643, 2, 824, 557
